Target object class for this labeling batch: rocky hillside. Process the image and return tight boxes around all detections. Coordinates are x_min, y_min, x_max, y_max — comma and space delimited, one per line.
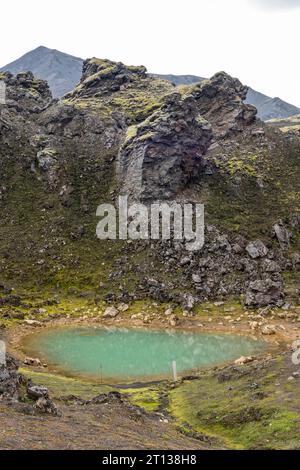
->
0, 58, 299, 311
1, 46, 299, 120
153, 74, 300, 121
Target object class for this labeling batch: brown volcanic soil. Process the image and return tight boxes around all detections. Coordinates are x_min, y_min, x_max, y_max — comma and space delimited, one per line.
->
0, 400, 209, 450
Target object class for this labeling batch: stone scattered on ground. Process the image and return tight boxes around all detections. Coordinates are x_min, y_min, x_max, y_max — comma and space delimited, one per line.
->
103, 306, 119, 318
27, 385, 49, 399
261, 325, 277, 336
235, 356, 255, 365
168, 314, 179, 327
24, 357, 42, 366
246, 240, 268, 259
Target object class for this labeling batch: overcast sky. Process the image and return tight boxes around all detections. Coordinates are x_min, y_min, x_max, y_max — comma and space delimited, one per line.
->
1, 0, 300, 106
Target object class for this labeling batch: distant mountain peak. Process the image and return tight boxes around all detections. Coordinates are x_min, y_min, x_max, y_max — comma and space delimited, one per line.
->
0, 46, 84, 98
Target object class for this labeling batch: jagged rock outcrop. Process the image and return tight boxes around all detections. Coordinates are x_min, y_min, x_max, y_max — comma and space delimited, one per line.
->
117, 92, 213, 201
117, 71, 259, 201
190, 72, 257, 138
0, 354, 26, 400
35, 59, 173, 160
0, 71, 52, 112
75, 58, 147, 98
0, 353, 59, 415
64, 58, 173, 125
0, 70, 51, 151
273, 220, 292, 249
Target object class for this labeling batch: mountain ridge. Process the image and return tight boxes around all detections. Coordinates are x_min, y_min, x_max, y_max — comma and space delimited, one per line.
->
1, 46, 299, 121
152, 74, 300, 121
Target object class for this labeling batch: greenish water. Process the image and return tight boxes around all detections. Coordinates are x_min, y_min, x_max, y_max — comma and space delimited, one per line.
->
25, 327, 266, 382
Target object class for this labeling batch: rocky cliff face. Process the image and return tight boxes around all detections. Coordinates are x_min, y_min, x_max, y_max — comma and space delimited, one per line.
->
118, 92, 213, 201
190, 72, 257, 138
117, 72, 257, 201
0, 71, 52, 112
154, 72, 300, 121
0, 58, 299, 309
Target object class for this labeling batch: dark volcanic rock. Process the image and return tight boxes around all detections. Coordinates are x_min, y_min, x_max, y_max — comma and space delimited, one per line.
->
34, 397, 60, 416
0, 71, 52, 112
244, 278, 284, 308
246, 240, 268, 259
76, 58, 147, 98
0, 354, 59, 416
190, 72, 257, 138
273, 220, 292, 249
117, 92, 213, 201
117, 71, 260, 202
0, 355, 27, 400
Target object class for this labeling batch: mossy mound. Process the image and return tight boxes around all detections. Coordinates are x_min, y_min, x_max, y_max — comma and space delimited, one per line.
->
169, 354, 300, 449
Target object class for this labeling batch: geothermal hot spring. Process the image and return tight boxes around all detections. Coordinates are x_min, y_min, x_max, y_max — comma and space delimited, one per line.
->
23, 327, 266, 382
25, 327, 265, 382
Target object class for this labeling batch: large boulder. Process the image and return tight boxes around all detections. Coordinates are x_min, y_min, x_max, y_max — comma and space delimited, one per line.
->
117, 91, 213, 201
244, 278, 284, 308
103, 306, 119, 318
246, 240, 268, 259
